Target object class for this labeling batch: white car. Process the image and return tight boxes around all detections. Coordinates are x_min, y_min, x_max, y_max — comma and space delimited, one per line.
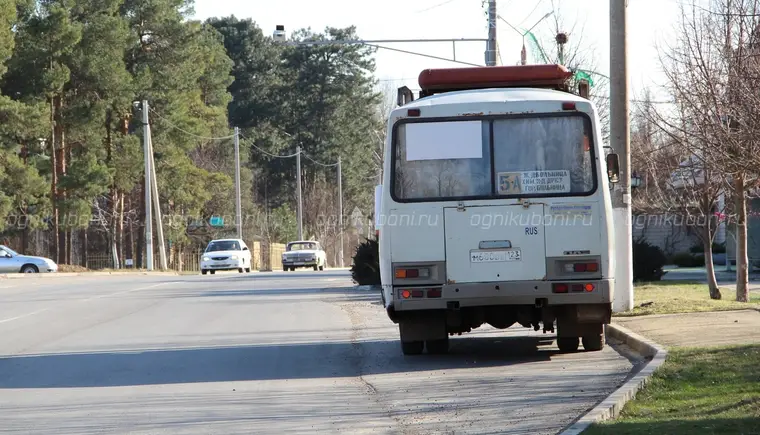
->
281, 240, 327, 271
0, 245, 58, 273
200, 238, 252, 275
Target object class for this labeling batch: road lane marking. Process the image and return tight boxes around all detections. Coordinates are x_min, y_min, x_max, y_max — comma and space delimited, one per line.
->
0, 308, 51, 324
0, 282, 178, 323
83, 282, 174, 301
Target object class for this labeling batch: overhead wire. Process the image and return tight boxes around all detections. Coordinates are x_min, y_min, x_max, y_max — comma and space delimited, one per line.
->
414, 0, 459, 13
148, 107, 236, 140
237, 132, 301, 159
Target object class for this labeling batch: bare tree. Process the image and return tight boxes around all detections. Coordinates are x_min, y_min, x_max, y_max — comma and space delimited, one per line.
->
632, 89, 727, 299
652, 0, 760, 302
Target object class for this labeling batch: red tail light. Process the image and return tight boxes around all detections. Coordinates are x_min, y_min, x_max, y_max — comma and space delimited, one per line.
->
411, 289, 424, 298
427, 288, 442, 298
562, 102, 576, 110
566, 262, 599, 273
552, 283, 569, 293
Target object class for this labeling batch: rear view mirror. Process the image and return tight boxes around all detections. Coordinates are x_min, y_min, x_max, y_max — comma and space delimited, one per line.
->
243, 247, 249, 251
606, 153, 620, 184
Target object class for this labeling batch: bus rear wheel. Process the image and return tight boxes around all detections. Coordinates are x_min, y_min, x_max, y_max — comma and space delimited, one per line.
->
557, 337, 579, 352
582, 333, 606, 351
401, 340, 424, 355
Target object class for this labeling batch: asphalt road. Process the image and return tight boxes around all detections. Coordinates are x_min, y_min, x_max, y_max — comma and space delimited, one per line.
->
0, 271, 635, 434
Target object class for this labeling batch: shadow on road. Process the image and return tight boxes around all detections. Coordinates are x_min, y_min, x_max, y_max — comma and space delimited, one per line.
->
238, 270, 352, 281
0, 335, 566, 389
196, 287, 378, 298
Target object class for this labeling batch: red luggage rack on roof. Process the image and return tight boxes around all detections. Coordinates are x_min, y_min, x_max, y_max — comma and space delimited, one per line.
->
417, 64, 574, 98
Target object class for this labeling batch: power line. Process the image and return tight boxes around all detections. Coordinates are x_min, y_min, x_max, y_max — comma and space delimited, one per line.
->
238, 133, 301, 159
415, 0, 459, 13
302, 152, 339, 167
590, 94, 673, 104
148, 108, 236, 140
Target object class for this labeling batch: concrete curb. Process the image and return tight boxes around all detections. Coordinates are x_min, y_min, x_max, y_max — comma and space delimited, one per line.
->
355, 285, 380, 291
559, 323, 668, 435
0, 271, 181, 279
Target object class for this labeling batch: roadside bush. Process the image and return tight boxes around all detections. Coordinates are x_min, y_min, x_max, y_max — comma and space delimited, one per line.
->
671, 251, 705, 267
633, 240, 667, 282
690, 242, 726, 254
350, 237, 380, 286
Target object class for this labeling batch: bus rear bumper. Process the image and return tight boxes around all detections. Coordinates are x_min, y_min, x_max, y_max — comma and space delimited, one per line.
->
392, 278, 612, 311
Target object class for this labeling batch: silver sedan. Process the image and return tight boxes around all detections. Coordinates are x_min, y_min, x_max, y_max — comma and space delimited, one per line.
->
0, 245, 58, 273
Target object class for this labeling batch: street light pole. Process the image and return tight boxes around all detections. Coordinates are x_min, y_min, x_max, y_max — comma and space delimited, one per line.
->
610, 0, 633, 312
338, 156, 344, 267
296, 145, 303, 240
141, 100, 153, 271
147, 125, 167, 270
234, 127, 242, 239
486, 0, 497, 66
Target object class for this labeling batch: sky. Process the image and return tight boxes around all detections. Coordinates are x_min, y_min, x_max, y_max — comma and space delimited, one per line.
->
191, 0, 682, 102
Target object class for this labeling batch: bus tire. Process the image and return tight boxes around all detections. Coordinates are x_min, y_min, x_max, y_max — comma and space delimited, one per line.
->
401, 340, 424, 355
557, 337, 580, 352
582, 333, 605, 351
426, 337, 449, 354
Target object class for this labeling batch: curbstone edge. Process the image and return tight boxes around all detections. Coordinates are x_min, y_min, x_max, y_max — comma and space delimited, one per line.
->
559, 323, 668, 435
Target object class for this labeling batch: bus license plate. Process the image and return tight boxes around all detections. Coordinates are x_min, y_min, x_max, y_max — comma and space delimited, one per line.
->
470, 249, 521, 263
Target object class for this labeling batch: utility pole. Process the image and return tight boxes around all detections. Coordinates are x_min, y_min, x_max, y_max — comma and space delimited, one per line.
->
486, 0, 497, 66
610, 0, 633, 312
142, 100, 153, 271
234, 127, 242, 239
296, 145, 303, 240
338, 156, 344, 268
147, 125, 167, 270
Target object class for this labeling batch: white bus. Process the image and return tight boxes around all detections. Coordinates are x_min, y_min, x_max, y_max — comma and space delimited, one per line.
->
377, 64, 621, 355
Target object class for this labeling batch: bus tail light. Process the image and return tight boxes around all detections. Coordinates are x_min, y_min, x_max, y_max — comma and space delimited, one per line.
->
552, 283, 568, 293
397, 287, 442, 299
562, 102, 576, 110
564, 262, 599, 273
553, 283, 596, 293
427, 288, 442, 298
395, 267, 430, 279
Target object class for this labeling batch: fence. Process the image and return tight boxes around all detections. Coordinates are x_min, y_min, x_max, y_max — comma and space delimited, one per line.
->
2, 226, 337, 272
61, 243, 284, 273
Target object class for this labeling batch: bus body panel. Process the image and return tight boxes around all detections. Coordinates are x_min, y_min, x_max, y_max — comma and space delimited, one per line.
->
444, 204, 547, 283
379, 87, 614, 349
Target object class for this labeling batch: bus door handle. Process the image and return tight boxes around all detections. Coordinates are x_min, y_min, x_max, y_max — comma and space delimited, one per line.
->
479, 240, 512, 249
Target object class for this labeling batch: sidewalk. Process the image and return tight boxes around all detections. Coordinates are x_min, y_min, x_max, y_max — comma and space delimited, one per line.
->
614, 309, 760, 348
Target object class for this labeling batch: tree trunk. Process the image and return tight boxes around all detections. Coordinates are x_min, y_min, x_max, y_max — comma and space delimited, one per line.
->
703, 223, 721, 299
110, 189, 119, 269
50, 97, 59, 263
54, 94, 66, 265
118, 193, 125, 268
66, 230, 72, 265
21, 222, 29, 254
734, 174, 750, 302
81, 229, 88, 268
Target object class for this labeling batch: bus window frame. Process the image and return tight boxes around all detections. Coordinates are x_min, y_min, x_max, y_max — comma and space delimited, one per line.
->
389, 111, 599, 204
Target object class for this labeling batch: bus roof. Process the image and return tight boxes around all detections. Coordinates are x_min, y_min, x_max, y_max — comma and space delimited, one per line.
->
393, 87, 590, 113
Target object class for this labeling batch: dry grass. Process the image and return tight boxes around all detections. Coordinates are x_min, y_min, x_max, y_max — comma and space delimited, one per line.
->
616, 282, 760, 317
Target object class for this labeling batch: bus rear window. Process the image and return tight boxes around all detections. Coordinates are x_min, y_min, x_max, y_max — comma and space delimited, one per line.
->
392, 115, 595, 201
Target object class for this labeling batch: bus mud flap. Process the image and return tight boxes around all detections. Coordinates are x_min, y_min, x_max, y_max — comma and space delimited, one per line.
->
399, 311, 447, 342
